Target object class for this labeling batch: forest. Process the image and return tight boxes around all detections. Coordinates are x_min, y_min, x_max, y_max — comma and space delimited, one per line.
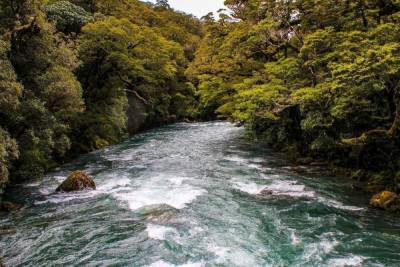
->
1, 0, 400, 211
0, 0, 202, 199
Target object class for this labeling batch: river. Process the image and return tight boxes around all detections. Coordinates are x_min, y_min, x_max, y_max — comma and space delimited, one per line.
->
1, 122, 400, 266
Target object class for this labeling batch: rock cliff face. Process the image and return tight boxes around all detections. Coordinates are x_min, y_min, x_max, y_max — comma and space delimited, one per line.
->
126, 95, 148, 134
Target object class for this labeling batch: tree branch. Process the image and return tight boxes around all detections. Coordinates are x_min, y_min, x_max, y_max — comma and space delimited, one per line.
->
123, 88, 149, 105
117, 74, 149, 105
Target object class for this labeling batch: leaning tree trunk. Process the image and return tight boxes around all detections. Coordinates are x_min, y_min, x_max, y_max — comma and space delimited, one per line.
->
388, 109, 400, 137
388, 91, 400, 137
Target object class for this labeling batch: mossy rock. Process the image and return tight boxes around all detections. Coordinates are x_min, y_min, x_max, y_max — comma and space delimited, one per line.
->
56, 171, 96, 192
94, 138, 110, 150
370, 191, 400, 211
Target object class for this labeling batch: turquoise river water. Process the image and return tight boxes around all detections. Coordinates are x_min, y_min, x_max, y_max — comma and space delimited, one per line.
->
1, 122, 400, 266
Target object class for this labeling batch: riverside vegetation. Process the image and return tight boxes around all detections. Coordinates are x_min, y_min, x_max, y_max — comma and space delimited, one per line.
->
186, 0, 400, 211
1, 0, 400, 212
0, 0, 202, 201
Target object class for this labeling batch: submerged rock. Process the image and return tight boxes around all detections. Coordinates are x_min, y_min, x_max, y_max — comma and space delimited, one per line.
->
296, 157, 314, 165
0, 201, 22, 212
0, 224, 17, 235
370, 191, 400, 211
259, 189, 274, 196
137, 204, 180, 224
56, 171, 96, 192
256, 184, 315, 200
235, 121, 245, 127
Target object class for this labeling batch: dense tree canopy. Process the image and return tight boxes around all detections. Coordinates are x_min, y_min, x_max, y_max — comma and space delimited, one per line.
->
43, 1, 94, 33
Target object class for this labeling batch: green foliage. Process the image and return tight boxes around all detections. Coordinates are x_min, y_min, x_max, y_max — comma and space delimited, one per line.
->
0, 38, 23, 119
0, 0, 40, 33
0, 39, 21, 190
195, 75, 233, 119
0, 128, 19, 192
14, 99, 63, 179
43, 1, 94, 33
76, 16, 185, 150
8, 9, 84, 177
37, 65, 84, 121
155, 0, 170, 10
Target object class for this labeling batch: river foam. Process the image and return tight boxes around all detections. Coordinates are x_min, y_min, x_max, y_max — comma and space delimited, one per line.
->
113, 174, 206, 211
146, 224, 176, 240
148, 260, 203, 267
114, 184, 205, 211
232, 181, 266, 195
260, 180, 316, 198
317, 196, 365, 211
327, 255, 367, 266
207, 245, 258, 266
232, 179, 315, 198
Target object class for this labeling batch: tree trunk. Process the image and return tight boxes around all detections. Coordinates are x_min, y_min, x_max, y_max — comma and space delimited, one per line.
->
358, 0, 368, 29
388, 109, 400, 137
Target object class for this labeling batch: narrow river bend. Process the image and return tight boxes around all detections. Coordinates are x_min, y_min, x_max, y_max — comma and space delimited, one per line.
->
1, 122, 400, 266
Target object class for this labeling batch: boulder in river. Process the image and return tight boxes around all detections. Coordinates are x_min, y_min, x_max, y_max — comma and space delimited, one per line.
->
370, 191, 400, 211
138, 204, 180, 224
56, 171, 96, 192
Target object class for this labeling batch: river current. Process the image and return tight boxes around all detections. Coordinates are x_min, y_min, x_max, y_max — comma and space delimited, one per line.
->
1, 122, 400, 266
